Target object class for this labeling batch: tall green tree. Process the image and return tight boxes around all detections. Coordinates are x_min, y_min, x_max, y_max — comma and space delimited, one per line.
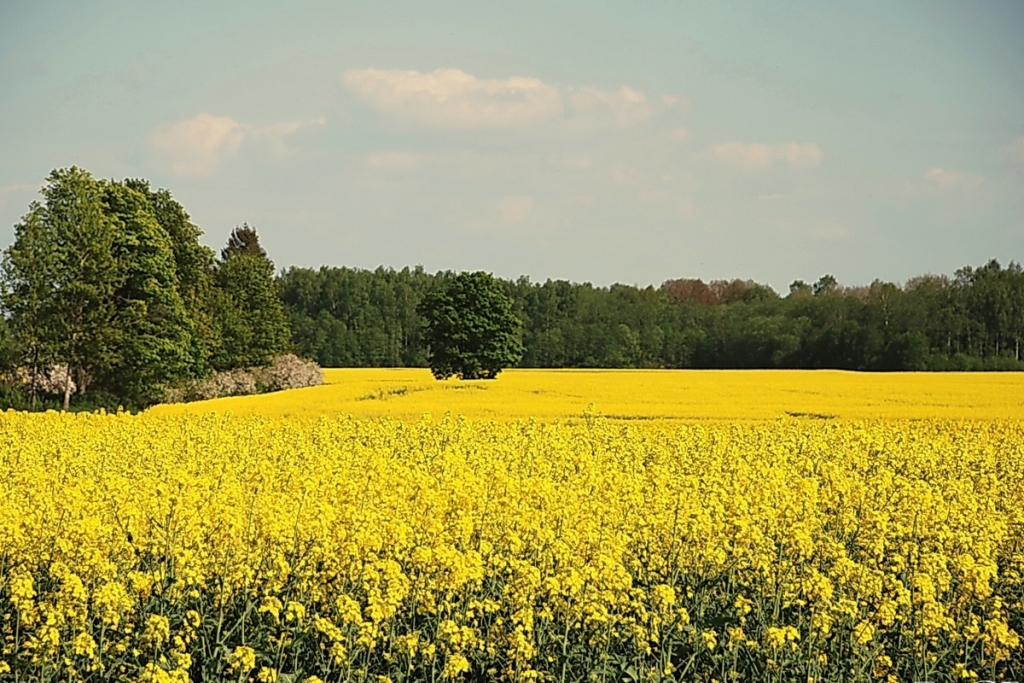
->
1, 205, 56, 405
0, 315, 15, 373
280, 265, 432, 368
212, 226, 291, 369
101, 181, 199, 403
417, 271, 523, 379
124, 179, 220, 372
1, 167, 121, 409
960, 259, 1024, 360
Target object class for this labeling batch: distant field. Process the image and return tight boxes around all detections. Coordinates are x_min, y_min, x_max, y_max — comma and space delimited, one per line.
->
147, 367, 1024, 421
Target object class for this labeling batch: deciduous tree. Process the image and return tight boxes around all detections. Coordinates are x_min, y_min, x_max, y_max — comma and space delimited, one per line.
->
1, 167, 121, 409
101, 181, 198, 403
417, 271, 523, 379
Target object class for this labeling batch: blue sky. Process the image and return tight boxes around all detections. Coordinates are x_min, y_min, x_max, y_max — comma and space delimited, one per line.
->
1, 0, 1022, 291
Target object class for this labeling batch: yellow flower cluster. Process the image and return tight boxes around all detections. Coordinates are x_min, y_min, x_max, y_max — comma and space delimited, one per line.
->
1, 408, 1023, 680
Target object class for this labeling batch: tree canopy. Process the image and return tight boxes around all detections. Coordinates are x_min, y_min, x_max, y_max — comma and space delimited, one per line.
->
211, 228, 291, 369
417, 271, 523, 379
1, 168, 294, 410
282, 263, 1024, 373
3, 168, 126, 408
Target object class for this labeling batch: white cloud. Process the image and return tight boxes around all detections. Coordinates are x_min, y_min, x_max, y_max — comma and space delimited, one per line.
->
610, 164, 647, 186
343, 68, 666, 129
499, 195, 534, 222
546, 153, 592, 170
637, 189, 694, 217
896, 167, 985, 198
1009, 135, 1024, 161
668, 128, 688, 142
923, 167, 983, 191
366, 151, 420, 169
712, 142, 823, 170
263, 117, 327, 138
151, 113, 248, 176
568, 85, 652, 125
807, 224, 848, 241
150, 113, 325, 176
343, 68, 563, 127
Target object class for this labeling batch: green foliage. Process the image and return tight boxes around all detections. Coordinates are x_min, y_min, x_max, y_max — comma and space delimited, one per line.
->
812, 273, 839, 296
5, 167, 1023, 394
0, 170, 209, 407
280, 265, 431, 367
283, 265, 1024, 373
1, 167, 121, 409
101, 181, 199, 404
0, 317, 14, 372
0, 168, 297, 410
211, 227, 291, 369
221, 223, 267, 260
417, 271, 523, 379
123, 178, 219, 375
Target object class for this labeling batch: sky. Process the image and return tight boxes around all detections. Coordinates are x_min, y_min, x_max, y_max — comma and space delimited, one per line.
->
1, 1, 1022, 292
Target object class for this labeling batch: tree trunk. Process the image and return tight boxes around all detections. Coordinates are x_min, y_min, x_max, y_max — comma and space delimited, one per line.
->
63, 366, 72, 412
76, 368, 90, 395
30, 347, 40, 410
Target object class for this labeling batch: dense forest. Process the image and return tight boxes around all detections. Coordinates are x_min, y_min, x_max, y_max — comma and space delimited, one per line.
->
282, 261, 1024, 372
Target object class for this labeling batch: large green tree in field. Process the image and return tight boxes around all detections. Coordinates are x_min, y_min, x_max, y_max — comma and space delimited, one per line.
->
417, 271, 523, 379
1, 167, 121, 409
0, 169, 209, 408
1, 168, 327, 408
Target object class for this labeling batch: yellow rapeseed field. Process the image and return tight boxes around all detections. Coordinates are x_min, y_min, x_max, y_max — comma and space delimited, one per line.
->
3, 370, 1024, 682
150, 368, 1024, 421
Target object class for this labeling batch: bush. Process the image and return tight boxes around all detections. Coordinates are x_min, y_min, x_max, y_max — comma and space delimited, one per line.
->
0, 382, 136, 413
10, 365, 76, 396
922, 353, 1024, 372
0, 382, 35, 410
251, 353, 324, 392
164, 354, 323, 403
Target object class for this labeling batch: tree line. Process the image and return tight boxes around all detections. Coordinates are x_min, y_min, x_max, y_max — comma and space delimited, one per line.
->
3, 168, 1022, 413
0, 167, 291, 410
283, 261, 1024, 372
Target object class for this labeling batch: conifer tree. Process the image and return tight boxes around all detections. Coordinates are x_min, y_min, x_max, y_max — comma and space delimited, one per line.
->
212, 226, 291, 368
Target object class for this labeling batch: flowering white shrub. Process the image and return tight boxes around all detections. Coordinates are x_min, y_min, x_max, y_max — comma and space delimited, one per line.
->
164, 355, 322, 403
251, 354, 323, 392
11, 365, 76, 396
195, 369, 258, 400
